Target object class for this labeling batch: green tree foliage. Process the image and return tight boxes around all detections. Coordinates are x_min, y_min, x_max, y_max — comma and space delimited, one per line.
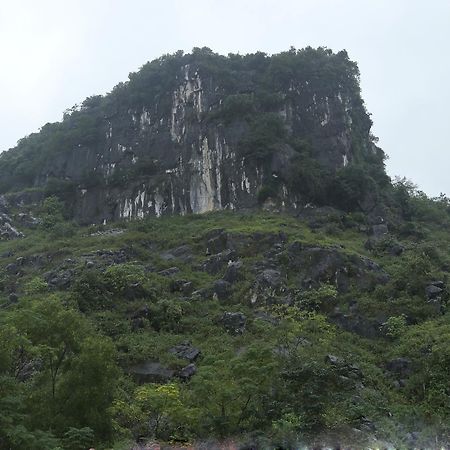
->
0, 294, 119, 446
394, 318, 450, 430
189, 344, 277, 436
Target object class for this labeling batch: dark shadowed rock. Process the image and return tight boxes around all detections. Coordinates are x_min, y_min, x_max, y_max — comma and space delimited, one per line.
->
205, 229, 228, 254
256, 269, 282, 289
170, 279, 194, 295
371, 223, 389, 241
386, 358, 413, 378
169, 341, 201, 361
190, 287, 213, 301
287, 242, 388, 292
44, 269, 75, 289
330, 310, 383, 339
179, 363, 197, 381
201, 249, 237, 274
213, 279, 232, 301
220, 312, 247, 335
8, 292, 19, 303
223, 260, 244, 283
90, 248, 129, 266
425, 283, 443, 300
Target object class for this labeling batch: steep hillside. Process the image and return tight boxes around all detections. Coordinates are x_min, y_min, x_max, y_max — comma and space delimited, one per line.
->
0, 47, 386, 223
0, 196, 450, 449
0, 48, 449, 450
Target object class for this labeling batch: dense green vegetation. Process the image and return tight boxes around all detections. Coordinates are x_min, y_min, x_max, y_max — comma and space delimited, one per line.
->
0, 47, 449, 449
0, 184, 449, 449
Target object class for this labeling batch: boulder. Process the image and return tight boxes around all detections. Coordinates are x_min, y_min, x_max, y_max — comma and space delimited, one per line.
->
201, 249, 236, 274
329, 310, 383, 339
256, 269, 282, 289
8, 292, 19, 303
0, 213, 12, 225
0, 222, 24, 240
219, 312, 247, 335
93, 248, 129, 265
170, 279, 194, 295
213, 280, 232, 301
205, 229, 228, 254
44, 269, 75, 289
386, 357, 413, 378
179, 363, 197, 381
222, 260, 244, 283
287, 242, 388, 292
371, 223, 389, 241
190, 288, 213, 301
168, 341, 201, 361
425, 283, 443, 300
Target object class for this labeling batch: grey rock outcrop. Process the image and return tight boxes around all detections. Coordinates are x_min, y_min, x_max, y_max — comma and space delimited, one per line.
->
169, 342, 201, 361
219, 312, 247, 335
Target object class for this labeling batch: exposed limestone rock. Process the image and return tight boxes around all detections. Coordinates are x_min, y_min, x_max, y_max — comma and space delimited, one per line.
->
0, 53, 382, 224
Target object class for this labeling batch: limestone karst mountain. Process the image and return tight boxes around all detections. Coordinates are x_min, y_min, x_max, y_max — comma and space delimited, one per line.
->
1, 49, 449, 450
0, 47, 385, 223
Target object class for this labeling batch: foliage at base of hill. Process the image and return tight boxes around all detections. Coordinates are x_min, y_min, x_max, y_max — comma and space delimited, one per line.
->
0, 187, 450, 449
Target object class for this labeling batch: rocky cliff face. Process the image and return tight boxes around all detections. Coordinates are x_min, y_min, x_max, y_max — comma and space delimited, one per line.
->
0, 47, 384, 223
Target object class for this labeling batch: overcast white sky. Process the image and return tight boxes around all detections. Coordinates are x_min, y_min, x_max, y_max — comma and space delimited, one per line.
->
0, 0, 449, 195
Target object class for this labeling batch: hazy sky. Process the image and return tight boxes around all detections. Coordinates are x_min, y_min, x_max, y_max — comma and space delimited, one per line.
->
1, 0, 449, 195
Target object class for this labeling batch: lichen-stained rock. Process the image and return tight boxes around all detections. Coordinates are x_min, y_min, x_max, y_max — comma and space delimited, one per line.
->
287, 242, 388, 292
